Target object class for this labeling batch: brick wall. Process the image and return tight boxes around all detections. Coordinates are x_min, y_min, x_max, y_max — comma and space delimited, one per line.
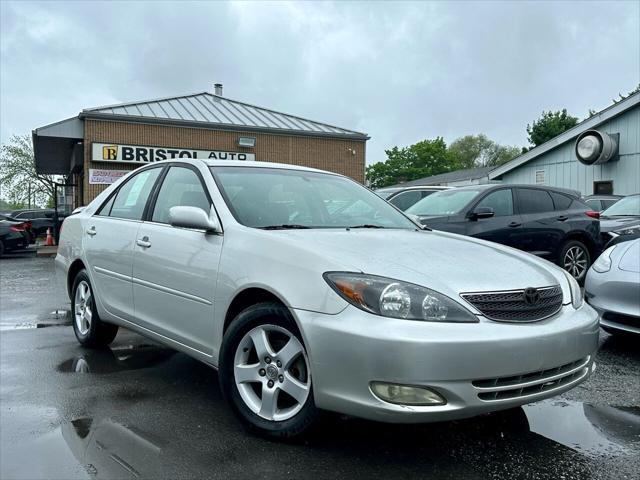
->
83, 119, 366, 204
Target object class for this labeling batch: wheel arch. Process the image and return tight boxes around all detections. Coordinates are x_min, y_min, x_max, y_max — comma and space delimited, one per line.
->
223, 287, 291, 335
562, 231, 597, 258
67, 258, 87, 297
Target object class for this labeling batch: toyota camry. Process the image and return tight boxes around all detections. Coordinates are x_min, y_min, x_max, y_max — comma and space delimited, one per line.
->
56, 160, 599, 438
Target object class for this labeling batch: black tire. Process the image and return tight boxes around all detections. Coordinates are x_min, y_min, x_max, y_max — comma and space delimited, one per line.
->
0, 240, 4, 257
558, 240, 591, 285
71, 270, 118, 348
219, 302, 319, 439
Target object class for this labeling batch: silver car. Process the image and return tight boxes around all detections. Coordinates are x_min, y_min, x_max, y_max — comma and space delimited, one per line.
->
56, 160, 599, 438
585, 238, 640, 335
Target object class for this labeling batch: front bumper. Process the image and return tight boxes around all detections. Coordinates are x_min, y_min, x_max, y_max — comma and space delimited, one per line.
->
585, 269, 640, 334
293, 303, 599, 423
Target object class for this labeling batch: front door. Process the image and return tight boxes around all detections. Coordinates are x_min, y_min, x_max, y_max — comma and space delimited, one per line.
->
132, 165, 223, 354
83, 167, 162, 321
464, 188, 524, 249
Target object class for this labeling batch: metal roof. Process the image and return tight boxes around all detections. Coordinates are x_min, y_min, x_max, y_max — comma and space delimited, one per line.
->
489, 92, 640, 179
387, 166, 493, 188
80, 91, 368, 140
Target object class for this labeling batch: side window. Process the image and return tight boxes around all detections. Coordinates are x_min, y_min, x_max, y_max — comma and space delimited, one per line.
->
96, 194, 116, 217
109, 168, 161, 220
476, 189, 514, 217
517, 188, 554, 214
602, 199, 618, 210
390, 191, 422, 210
151, 167, 210, 224
550, 192, 573, 211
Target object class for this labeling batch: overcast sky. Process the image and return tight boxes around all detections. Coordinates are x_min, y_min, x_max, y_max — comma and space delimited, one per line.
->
1, 0, 638, 164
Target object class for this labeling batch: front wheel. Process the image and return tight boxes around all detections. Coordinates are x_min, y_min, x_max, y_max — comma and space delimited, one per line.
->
71, 270, 118, 347
219, 302, 318, 439
559, 240, 591, 284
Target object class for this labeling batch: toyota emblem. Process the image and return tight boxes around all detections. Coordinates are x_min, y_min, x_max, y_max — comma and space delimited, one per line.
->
523, 287, 540, 306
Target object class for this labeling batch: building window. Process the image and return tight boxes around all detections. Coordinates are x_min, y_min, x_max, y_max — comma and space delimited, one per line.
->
238, 137, 256, 148
535, 170, 546, 184
593, 180, 613, 195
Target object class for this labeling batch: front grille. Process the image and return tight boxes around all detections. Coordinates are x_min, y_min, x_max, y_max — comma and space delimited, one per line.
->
472, 356, 591, 401
461, 285, 563, 322
603, 312, 639, 328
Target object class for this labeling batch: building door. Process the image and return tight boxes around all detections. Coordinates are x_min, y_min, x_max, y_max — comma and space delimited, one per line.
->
593, 181, 613, 195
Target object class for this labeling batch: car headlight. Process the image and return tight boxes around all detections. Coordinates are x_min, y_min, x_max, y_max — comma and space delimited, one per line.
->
592, 245, 616, 273
613, 226, 640, 236
323, 272, 478, 322
562, 269, 584, 309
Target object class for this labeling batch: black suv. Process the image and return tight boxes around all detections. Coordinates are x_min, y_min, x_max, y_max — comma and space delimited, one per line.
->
406, 184, 601, 283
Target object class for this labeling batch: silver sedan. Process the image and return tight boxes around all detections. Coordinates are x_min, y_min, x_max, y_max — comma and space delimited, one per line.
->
585, 238, 640, 335
56, 160, 599, 438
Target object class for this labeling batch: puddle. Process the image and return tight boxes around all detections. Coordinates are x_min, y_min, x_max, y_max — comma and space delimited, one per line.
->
1, 417, 162, 480
57, 345, 176, 374
523, 400, 640, 457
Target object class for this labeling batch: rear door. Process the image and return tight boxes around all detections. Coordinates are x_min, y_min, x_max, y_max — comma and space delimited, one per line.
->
464, 188, 524, 248
514, 188, 563, 257
132, 165, 222, 353
83, 167, 163, 321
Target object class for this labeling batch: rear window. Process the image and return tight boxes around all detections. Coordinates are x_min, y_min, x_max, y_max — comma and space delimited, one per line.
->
517, 188, 554, 214
550, 192, 573, 211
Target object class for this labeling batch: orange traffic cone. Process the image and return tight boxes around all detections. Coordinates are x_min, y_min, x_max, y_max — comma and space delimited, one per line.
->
45, 228, 55, 246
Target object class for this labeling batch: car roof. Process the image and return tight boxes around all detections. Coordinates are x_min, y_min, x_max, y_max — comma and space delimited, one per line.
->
202, 159, 332, 175
452, 183, 581, 197
584, 194, 624, 199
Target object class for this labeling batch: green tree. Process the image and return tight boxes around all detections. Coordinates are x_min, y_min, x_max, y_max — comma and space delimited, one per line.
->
526, 109, 579, 147
448, 134, 520, 168
0, 135, 58, 207
366, 137, 453, 189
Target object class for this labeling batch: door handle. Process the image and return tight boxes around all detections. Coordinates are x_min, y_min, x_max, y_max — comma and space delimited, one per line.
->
86, 226, 97, 236
508, 222, 522, 228
557, 216, 568, 222
136, 236, 151, 248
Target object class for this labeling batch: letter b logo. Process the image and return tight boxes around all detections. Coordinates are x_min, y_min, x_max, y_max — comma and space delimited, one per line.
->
102, 146, 118, 160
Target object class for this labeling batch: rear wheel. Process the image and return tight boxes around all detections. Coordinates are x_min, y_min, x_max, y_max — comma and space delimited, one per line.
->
559, 240, 591, 284
219, 302, 318, 439
71, 270, 118, 347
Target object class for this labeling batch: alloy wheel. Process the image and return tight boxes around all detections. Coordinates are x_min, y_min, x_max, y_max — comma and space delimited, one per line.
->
564, 245, 588, 280
74, 280, 93, 335
233, 324, 311, 422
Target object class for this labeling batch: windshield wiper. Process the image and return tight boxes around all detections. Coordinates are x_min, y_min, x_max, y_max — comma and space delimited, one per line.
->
348, 224, 385, 229
260, 224, 312, 230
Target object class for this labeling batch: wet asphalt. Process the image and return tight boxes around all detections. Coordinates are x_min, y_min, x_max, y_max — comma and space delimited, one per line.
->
1, 253, 639, 479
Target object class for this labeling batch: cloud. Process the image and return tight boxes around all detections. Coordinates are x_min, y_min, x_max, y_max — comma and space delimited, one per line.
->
1, 0, 638, 165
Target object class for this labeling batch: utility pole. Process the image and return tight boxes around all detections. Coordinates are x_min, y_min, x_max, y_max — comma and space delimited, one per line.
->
27, 182, 31, 209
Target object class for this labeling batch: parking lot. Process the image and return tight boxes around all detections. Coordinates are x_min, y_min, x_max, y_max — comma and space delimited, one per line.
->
0, 253, 638, 479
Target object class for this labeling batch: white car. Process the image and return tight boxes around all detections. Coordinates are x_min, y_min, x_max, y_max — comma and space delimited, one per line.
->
56, 160, 598, 438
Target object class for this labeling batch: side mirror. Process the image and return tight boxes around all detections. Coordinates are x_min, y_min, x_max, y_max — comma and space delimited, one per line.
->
468, 207, 495, 220
168, 206, 221, 233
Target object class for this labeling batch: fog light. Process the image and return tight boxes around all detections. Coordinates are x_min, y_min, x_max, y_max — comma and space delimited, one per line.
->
370, 382, 446, 406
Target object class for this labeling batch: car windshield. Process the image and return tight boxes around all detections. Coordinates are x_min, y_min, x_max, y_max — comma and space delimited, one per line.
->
601, 195, 640, 217
211, 166, 417, 229
405, 188, 483, 216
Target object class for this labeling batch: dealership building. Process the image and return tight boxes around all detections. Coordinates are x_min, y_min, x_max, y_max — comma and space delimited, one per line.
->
33, 85, 368, 210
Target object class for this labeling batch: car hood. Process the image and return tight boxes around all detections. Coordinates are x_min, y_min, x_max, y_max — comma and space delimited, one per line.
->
600, 216, 640, 233
267, 228, 569, 302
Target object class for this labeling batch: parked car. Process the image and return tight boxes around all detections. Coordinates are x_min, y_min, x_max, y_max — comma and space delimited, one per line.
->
585, 238, 639, 336
583, 194, 623, 212
0, 219, 30, 256
375, 186, 452, 211
405, 184, 601, 283
9, 208, 64, 236
56, 160, 598, 438
0, 214, 35, 243
598, 194, 640, 247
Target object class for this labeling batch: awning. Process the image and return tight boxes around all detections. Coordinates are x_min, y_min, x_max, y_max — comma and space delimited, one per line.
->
32, 116, 84, 174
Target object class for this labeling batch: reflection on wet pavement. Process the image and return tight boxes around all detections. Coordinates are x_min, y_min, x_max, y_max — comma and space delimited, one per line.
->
57, 344, 176, 374
524, 400, 640, 457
